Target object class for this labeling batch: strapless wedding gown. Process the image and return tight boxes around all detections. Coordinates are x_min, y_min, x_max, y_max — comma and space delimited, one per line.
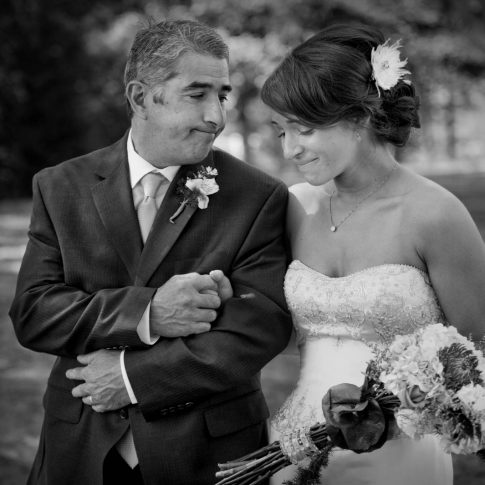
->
269, 260, 453, 485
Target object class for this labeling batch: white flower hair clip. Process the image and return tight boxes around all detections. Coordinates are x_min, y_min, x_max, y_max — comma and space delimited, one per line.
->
371, 39, 411, 96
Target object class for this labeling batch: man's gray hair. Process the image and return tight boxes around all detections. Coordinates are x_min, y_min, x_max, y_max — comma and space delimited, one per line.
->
124, 19, 229, 116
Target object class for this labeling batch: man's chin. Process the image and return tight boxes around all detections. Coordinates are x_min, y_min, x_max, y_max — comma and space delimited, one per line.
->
183, 145, 213, 166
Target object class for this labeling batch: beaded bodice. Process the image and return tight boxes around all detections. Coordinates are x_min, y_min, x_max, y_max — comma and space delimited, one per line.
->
271, 260, 446, 435
286, 260, 445, 347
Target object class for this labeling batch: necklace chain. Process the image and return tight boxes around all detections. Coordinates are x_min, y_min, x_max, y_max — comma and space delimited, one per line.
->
329, 165, 397, 232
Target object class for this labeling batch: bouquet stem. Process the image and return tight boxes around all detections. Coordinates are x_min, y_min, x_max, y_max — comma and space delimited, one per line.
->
215, 424, 330, 485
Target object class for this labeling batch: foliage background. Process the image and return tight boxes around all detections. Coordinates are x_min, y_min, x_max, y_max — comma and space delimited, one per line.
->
1, 0, 485, 483
1, 0, 485, 196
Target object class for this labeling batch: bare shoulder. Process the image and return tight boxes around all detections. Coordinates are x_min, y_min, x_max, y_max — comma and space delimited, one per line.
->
287, 182, 327, 237
288, 182, 311, 199
288, 182, 326, 211
405, 171, 469, 218
400, 169, 479, 244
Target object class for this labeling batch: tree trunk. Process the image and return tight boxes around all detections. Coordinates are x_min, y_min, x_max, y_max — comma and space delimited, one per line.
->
444, 84, 457, 160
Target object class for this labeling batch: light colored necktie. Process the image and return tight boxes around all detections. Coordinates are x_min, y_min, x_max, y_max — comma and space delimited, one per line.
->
137, 171, 165, 243
116, 172, 166, 468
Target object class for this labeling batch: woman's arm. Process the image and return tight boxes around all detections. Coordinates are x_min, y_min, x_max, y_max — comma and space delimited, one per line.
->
417, 186, 485, 341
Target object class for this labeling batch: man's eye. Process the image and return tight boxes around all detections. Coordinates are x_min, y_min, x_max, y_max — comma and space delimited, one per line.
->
189, 93, 205, 99
219, 95, 228, 103
277, 132, 285, 139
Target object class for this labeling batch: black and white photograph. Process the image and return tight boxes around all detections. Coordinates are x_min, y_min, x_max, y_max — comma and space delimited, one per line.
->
1, 1, 485, 484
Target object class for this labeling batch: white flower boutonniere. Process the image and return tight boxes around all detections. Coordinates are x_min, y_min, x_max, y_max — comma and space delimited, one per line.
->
169, 166, 219, 223
371, 39, 411, 95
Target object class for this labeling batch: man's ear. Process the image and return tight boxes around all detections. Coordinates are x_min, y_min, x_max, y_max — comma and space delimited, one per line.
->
125, 81, 149, 119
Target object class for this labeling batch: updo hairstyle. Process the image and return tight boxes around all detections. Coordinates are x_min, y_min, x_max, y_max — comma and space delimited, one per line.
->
261, 24, 420, 147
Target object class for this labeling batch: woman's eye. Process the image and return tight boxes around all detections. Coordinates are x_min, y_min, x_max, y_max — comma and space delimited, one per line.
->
190, 93, 204, 99
219, 95, 228, 103
299, 128, 315, 136
277, 132, 285, 139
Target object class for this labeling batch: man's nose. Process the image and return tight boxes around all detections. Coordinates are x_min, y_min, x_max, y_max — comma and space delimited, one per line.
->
203, 97, 225, 128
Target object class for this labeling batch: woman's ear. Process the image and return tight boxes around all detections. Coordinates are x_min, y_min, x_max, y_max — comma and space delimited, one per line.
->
349, 116, 371, 141
125, 81, 148, 119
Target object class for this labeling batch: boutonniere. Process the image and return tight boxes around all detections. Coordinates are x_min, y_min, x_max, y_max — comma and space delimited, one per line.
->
169, 165, 219, 223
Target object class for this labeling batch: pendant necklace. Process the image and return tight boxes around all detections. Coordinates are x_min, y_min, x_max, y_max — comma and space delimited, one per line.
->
329, 165, 397, 233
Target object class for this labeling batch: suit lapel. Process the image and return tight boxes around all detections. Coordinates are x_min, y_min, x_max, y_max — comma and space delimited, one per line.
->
91, 135, 142, 281
134, 153, 214, 287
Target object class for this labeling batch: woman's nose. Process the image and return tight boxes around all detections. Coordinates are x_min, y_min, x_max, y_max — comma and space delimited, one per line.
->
283, 137, 304, 161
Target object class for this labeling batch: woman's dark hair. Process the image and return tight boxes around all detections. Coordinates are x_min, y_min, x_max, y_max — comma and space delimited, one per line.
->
261, 24, 420, 147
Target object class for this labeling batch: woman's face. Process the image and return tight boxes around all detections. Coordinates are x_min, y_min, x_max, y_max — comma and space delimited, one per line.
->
271, 112, 360, 186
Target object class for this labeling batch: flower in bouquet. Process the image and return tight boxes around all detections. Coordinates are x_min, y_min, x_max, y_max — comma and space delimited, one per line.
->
395, 408, 423, 440
376, 323, 485, 455
456, 384, 485, 413
438, 405, 484, 454
321, 381, 390, 453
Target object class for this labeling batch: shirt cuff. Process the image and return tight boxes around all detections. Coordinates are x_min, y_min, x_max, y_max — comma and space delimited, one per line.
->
120, 349, 138, 404
137, 302, 160, 345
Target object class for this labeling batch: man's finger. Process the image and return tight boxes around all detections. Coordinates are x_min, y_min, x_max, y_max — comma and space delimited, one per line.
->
77, 353, 95, 365
66, 366, 86, 381
72, 383, 90, 398
192, 308, 218, 322
82, 395, 94, 406
209, 270, 233, 301
209, 269, 224, 282
192, 274, 219, 293
92, 404, 107, 413
194, 293, 221, 309
191, 323, 212, 334
175, 323, 211, 337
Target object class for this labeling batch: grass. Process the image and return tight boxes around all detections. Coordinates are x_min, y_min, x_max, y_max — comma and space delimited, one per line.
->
1, 172, 485, 484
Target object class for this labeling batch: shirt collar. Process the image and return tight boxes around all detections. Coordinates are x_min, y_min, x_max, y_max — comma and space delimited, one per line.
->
127, 130, 180, 189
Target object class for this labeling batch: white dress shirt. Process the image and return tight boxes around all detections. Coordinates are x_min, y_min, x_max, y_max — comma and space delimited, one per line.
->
120, 131, 180, 403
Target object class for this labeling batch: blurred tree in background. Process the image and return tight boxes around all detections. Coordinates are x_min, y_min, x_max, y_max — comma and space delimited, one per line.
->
1, 0, 484, 198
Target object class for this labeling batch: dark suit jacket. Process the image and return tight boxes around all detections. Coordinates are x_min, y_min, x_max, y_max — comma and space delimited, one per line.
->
9, 133, 292, 485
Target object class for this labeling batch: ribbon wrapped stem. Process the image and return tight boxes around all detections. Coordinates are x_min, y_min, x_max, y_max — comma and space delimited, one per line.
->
215, 424, 328, 485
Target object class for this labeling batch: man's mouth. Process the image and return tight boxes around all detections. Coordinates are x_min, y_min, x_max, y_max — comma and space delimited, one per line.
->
193, 128, 218, 135
295, 158, 319, 168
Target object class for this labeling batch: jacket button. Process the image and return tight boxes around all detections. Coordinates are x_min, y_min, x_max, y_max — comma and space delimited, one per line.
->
119, 408, 128, 419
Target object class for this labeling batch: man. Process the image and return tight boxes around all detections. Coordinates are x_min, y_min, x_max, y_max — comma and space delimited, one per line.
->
10, 19, 292, 485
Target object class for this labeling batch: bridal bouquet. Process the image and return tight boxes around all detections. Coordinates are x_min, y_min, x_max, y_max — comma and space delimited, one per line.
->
373, 323, 485, 455
215, 324, 485, 485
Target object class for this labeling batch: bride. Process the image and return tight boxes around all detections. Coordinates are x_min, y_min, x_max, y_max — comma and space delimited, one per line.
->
257, 24, 485, 484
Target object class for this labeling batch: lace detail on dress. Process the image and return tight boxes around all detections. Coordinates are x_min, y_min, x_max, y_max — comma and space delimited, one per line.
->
272, 261, 447, 436
284, 261, 445, 346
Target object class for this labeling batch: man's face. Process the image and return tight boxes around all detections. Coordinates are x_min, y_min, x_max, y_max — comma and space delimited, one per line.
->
137, 51, 231, 167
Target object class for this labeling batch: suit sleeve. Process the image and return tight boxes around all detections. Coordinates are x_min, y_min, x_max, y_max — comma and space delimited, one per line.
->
9, 174, 156, 357
125, 181, 293, 420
